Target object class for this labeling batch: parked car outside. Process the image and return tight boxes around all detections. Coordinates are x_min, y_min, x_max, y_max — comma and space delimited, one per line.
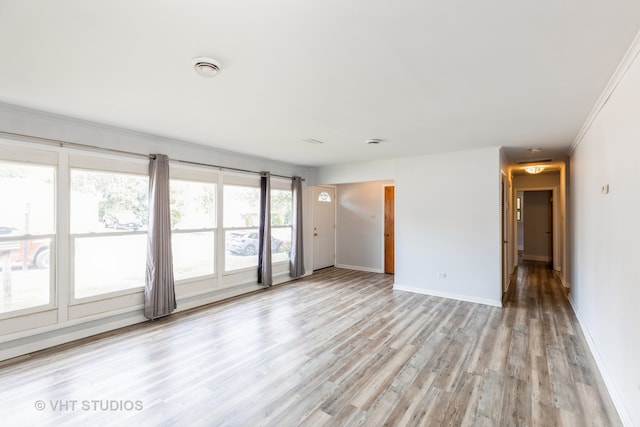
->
102, 212, 142, 231
0, 226, 50, 269
226, 231, 285, 256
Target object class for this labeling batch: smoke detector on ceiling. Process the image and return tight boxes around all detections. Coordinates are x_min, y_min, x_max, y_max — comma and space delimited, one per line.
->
192, 57, 222, 77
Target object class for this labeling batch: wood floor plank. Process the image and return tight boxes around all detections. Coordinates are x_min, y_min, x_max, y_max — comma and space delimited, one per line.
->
0, 263, 623, 426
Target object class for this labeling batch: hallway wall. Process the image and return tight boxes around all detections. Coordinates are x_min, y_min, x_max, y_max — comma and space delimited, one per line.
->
569, 33, 640, 426
314, 146, 502, 307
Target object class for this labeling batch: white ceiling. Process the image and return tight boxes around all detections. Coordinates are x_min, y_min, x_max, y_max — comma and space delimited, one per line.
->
1, 1, 639, 167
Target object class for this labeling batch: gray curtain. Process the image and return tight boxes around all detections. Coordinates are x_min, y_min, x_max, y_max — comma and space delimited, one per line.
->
144, 154, 176, 319
289, 176, 305, 278
257, 172, 272, 286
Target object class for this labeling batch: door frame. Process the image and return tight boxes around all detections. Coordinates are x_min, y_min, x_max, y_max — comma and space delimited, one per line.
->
383, 184, 395, 274
513, 185, 560, 272
311, 185, 337, 271
501, 173, 508, 294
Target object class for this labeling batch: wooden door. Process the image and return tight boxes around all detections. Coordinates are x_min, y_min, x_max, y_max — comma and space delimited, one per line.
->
312, 186, 336, 270
384, 186, 395, 274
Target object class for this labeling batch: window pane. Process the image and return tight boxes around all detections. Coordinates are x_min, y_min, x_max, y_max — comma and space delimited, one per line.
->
0, 162, 54, 313
71, 169, 148, 234
225, 229, 259, 271
0, 162, 54, 234
173, 231, 215, 280
0, 237, 52, 313
170, 180, 215, 229
223, 185, 259, 228
272, 227, 292, 263
317, 191, 331, 202
225, 228, 291, 271
271, 189, 292, 226
74, 234, 146, 299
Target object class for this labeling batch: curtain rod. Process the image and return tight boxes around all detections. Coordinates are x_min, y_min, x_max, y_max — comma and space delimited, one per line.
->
0, 130, 304, 181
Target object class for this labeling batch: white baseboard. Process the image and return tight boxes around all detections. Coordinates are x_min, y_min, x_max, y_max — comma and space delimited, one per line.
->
568, 296, 632, 427
335, 264, 384, 273
0, 311, 146, 363
556, 271, 570, 288
393, 284, 501, 307
0, 275, 299, 363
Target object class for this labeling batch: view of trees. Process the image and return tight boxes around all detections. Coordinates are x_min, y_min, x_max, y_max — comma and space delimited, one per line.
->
70, 171, 291, 231
71, 170, 148, 225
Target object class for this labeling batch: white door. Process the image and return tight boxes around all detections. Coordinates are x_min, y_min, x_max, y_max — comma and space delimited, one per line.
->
313, 186, 336, 270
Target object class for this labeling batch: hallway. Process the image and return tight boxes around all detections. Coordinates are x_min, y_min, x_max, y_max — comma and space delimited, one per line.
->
502, 261, 621, 425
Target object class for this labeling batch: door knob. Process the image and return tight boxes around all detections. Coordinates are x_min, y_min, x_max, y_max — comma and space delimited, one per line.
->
314, 233, 318, 236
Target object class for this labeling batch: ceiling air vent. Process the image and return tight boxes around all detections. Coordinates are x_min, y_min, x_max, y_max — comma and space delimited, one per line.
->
192, 57, 222, 77
518, 158, 553, 164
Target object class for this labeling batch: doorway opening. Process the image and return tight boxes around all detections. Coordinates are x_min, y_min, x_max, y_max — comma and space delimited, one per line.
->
517, 190, 553, 268
384, 185, 394, 274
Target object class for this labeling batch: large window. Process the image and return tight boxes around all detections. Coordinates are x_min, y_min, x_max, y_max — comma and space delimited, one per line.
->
0, 161, 55, 314
170, 179, 216, 281
223, 182, 292, 272
271, 188, 292, 263
1, 142, 303, 335
224, 184, 260, 272
70, 167, 148, 299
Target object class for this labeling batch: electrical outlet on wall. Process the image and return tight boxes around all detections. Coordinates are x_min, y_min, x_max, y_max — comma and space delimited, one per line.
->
437, 272, 447, 279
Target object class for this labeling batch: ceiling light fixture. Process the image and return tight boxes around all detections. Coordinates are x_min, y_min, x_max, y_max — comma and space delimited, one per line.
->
524, 165, 546, 174
366, 139, 382, 145
529, 148, 542, 154
192, 57, 222, 77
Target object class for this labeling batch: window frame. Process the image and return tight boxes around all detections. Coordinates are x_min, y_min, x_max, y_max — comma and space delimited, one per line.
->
169, 166, 218, 284
269, 184, 293, 265
222, 176, 262, 274
68, 156, 149, 303
0, 150, 57, 319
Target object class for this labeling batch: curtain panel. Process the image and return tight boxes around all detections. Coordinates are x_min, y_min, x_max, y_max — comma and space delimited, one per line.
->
144, 154, 176, 319
290, 176, 305, 278
257, 172, 273, 286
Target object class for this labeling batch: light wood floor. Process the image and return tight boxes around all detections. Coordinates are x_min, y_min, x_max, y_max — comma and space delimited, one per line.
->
0, 263, 621, 426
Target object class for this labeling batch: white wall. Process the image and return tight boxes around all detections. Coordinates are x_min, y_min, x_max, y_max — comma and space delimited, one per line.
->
0, 103, 308, 179
335, 181, 393, 272
569, 34, 640, 426
315, 146, 502, 307
513, 171, 561, 189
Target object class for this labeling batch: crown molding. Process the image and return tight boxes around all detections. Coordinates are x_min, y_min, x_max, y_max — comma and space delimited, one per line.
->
570, 28, 640, 155
0, 101, 306, 173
